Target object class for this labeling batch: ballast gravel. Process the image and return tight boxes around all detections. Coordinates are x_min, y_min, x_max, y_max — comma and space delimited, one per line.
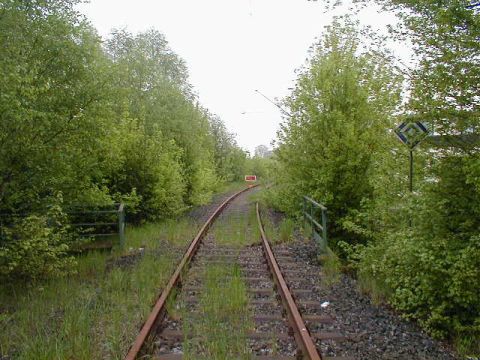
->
273, 239, 460, 360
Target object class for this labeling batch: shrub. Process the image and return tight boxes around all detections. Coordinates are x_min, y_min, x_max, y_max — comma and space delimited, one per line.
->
357, 231, 480, 344
0, 205, 76, 281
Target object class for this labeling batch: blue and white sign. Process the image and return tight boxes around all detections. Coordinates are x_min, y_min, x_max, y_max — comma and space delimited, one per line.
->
394, 121, 430, 149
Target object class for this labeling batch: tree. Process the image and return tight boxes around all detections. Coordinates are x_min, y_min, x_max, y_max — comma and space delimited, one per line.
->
254, 145, 271, 158
0, 0, 112, 280
0, 0, 113, 213
210, 114, 248, 182
315, 2, 480, 350
273, 19, 403, 230
0, 3, 247, 280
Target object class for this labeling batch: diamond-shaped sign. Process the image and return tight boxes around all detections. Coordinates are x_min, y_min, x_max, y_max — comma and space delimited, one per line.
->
394, 121, 430, 149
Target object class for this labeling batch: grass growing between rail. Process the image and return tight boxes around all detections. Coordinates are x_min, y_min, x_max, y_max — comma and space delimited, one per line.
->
213, 205, 261, 247
0, 219, 196, 360
182, 262, 252, 360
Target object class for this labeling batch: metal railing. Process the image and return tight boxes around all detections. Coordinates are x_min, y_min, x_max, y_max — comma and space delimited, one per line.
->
0, 203, 126, 248
68, 203, 126, 248
303, 196, 327, 253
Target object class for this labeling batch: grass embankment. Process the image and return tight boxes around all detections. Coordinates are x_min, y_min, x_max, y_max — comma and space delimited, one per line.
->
0, 219, 195, 359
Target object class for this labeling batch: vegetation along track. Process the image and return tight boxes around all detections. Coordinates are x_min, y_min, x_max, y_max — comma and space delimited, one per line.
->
126, 186, 353, 360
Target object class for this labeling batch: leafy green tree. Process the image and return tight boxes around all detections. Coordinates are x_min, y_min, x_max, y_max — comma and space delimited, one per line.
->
0, 0, 113, 214
316, 1, 480, 351
105, 29, 227, 210
254, 145, 271, 158
273, 19, 403, 237
0, 2, 247, 280
0, 0, 113, 279
210, 115, 248, 182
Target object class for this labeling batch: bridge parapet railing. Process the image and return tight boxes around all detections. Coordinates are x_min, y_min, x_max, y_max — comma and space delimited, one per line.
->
302, 196, 327, 253
0, 203, 126, 249
67, 203, 126, 249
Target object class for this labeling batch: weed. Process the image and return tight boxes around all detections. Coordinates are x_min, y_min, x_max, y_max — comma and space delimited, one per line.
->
357, 272, 391, 305
165, 287, 181, 321
278, 218, 295, 243
183, 260, 252, 360
0, 219, 196, 359
213, 206, 260, 247
319, 247, 341, 287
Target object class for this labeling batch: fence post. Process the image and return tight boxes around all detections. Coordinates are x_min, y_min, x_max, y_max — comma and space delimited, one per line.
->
310, 201, 314, 238
303, 196, 328, 254
118, 203, 125, 248
321, 208, 327, 253
302, 197, 306, 233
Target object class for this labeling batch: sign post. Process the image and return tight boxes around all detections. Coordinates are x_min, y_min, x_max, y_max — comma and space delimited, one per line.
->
394, 121, 430, 193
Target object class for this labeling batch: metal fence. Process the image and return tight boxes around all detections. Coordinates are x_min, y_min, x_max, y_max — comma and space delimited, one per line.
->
302, 196, 327, 253
0, 203, 126, 249
68, 203, 126, 248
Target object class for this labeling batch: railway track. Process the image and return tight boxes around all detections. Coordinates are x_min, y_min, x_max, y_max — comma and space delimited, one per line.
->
125, 186, 353, 360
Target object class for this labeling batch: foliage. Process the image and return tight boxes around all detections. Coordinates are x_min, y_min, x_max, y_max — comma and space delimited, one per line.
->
243, 146, 276, 183
0, 0, 113, 213
272, 18, 403, 232
0, 219, 196, 359
210, 115, 248, 182
357, 229, 480, 345
0, 0, 247, 280
270, 4, 480, 352
105, 116, 187, 222
0, 201, 75, 281
371, 0, 480, 136
348, 1, 480, 351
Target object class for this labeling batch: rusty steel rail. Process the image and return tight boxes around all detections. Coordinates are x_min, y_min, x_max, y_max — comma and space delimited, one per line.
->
256, 202, 322, 360
125, 186, 257, 360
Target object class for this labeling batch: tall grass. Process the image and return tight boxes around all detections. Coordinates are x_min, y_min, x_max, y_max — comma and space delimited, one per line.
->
318, 247, 341, 287
256, 206, 296, 245
0, 219, 196, 359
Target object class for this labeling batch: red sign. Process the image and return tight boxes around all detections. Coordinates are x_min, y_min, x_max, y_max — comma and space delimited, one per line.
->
245, 175, 257, 181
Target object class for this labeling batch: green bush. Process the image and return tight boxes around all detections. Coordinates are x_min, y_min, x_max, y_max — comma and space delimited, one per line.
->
0, 205, 76, 281
357, 231, 480, 345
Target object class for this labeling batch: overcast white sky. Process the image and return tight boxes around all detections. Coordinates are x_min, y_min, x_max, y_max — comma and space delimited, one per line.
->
77, 0, 405, 154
